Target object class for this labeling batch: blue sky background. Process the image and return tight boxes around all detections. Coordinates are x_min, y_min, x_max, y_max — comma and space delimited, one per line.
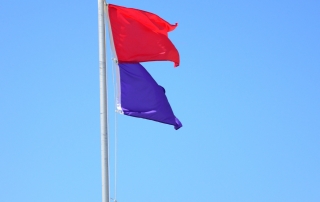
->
1, 0, 320, 201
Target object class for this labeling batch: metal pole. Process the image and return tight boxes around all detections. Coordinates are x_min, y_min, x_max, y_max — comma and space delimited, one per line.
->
98, 1, 109, 202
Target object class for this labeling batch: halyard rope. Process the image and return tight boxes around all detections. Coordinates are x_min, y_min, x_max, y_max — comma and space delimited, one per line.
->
111, 57, 118, 202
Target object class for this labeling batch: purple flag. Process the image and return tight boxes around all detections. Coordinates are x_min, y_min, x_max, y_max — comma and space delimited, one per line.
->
117, 62, 182, 130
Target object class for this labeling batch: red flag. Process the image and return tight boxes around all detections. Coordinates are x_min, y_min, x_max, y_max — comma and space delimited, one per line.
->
107, 4, 180, 67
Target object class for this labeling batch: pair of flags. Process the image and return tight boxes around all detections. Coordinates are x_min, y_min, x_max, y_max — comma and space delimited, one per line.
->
106, 4, 182, 130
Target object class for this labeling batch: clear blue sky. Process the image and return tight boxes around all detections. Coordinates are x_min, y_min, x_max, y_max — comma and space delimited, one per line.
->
1, 0, 320, 201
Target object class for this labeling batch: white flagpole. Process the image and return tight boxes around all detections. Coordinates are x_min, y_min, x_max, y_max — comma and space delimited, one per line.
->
98, 0, 109, 202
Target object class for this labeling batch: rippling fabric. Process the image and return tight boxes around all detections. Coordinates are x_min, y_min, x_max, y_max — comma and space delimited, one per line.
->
119, 62, 182, 130
108, 4, 180, 67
